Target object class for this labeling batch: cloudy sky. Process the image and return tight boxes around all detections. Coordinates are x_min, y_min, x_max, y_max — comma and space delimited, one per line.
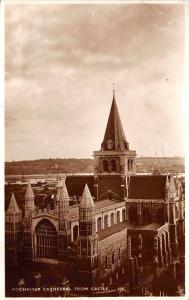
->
5, 3, 185, 161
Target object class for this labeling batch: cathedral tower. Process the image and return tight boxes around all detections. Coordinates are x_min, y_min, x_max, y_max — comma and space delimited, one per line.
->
93, 90, 136, 201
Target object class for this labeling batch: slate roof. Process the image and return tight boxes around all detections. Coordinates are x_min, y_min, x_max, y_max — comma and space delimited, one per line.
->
98, 222, 127, 241
98, 222, 163, 241
128, 175, 167, 199
65, 175, 94, 198
101, 94, 129, 151
95, 199, 118, 209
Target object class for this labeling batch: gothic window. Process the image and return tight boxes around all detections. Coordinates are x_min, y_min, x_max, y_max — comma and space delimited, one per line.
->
128, 206, 138, 224
157, 208, 164, 225
103, 160, 109, 172
131, 160, 133, 170
117, 211, 120, 223
175, 205, 178, 219
143, 236, 153, 262
97, 217, 102, 232
104, 255, 108, 268
73, 225, 79, 241
118, 247, 121, 260
131, 236, 138, 257
111, 159, 117, 172
35, 219, 57, 259
104, 215, 108, 229
128, 159, 130, 171
143, 207, 151, 224
112, 252, 115, 264
122, 209, 126, 222
111, 213, 114, 226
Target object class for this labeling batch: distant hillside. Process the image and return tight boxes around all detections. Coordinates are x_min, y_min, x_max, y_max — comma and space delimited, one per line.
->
5, 157, 184, 175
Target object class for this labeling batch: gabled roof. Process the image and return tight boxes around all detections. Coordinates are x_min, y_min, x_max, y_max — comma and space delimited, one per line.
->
128, 175, 167, 199
6, 193, 22, 214
101, 93, 129, 151
25, 181, 35, 200
80, 183, 95, 209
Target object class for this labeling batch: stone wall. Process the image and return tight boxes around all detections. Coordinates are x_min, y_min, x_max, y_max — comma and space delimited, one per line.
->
94, 228, 128, 284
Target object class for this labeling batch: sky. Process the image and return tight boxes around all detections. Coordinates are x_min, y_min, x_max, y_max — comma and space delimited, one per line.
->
5, 3, 186, 161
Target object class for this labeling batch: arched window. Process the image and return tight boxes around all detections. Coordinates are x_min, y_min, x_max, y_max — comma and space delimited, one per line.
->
35, 219, 57, 259
131, 160, 133, 171
128, 206, 138, 224
117, 211, 120, 223
175, 205, 178, 219
143, 207, 151, 224
122, 209, 126, 222
112, 252, 115, 264
97, 217, 102, 232
128, 159, 130, 171
111, 213, 114, 226
73, 225, 79, 241
103, 160, 109, 172
104, 255, 108, 268
104, 215, 108, 229
118, 247, 121, 260
111, 159, 117, 172
157, 208, 164, 225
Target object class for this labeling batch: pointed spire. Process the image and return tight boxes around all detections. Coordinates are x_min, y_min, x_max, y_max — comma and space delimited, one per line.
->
59, 178, 69, 201
80, 183, 95, 209
101, 91, 129, 151
25, 181, 35, 201
6, 193, 21, 213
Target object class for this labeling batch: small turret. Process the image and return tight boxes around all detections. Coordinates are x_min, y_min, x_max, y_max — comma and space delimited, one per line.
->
80, 183, 95, 209
5, 193, 22, 267
57, 178, 71, 261
6, 193, 22, 216
24, 181, 35, 218
167, 175, 178, 261
77, 184, 99, 286
23, 182, 35, 261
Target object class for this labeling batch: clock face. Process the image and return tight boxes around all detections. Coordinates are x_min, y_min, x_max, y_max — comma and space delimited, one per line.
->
107, 139, 113, 150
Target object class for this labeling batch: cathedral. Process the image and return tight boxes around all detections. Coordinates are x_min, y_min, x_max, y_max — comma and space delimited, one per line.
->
5, 91, 185, 296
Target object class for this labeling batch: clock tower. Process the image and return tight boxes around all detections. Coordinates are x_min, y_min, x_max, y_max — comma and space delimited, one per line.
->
93, 90, 137, 201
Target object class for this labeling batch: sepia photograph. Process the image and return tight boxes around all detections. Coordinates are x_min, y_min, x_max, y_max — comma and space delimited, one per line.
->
4, 1, 186, 297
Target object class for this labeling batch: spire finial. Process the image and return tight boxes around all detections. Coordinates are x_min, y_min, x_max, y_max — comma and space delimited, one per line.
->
113, 82, 115, 99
